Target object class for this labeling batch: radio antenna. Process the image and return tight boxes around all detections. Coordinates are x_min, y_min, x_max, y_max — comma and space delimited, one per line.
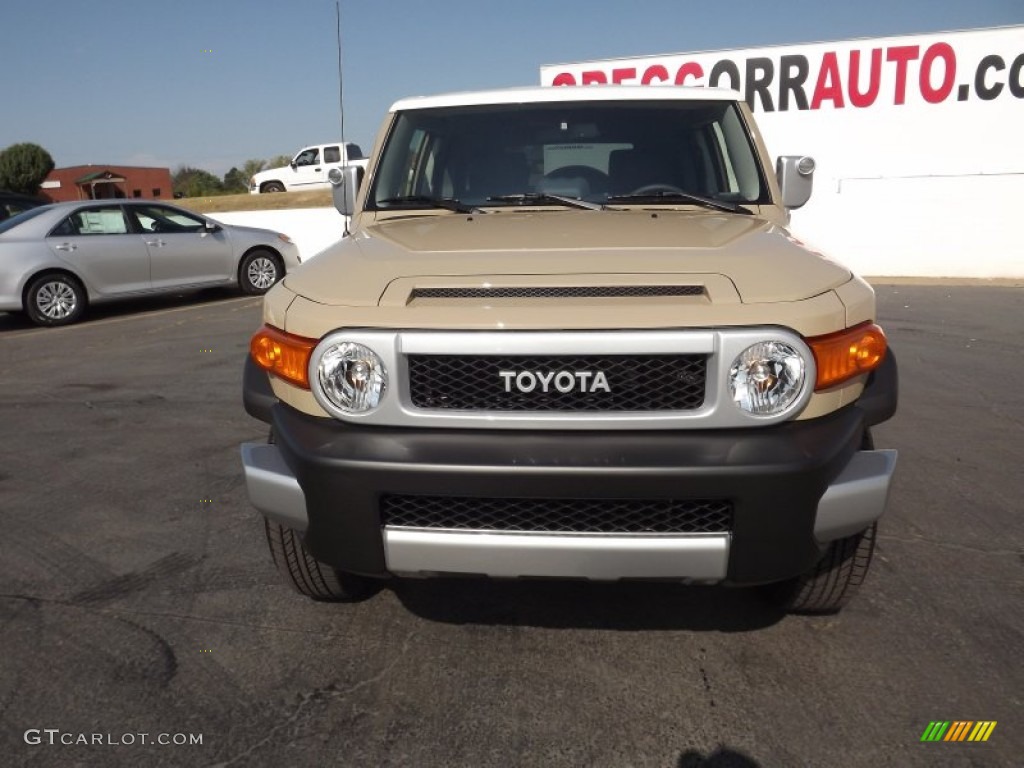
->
335, 0, 352, 236
336, 0, 346, 144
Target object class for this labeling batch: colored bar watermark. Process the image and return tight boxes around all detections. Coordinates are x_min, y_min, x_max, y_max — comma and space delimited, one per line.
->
920, 721, 997, 742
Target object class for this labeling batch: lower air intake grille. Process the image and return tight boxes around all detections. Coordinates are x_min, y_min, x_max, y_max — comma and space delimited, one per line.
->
381, 495, 732, 534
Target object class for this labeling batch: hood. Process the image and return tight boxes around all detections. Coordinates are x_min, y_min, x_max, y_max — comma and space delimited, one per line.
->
283, 210, 850, 306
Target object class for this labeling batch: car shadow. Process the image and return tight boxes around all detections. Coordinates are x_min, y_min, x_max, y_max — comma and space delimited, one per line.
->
386, 577, 785, 632
0, 287, 251, 332
677, 746, 764, 767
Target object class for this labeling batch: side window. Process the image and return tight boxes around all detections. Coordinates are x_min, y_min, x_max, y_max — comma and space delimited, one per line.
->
716, 106, 763, 201
49, 218, 76, 236
709, 123, 740, 195
324, 145, 341, 163
294, 148, 320, 166
54, 206, 129, 235
131, 205, 205, 233
405, 129, 431, 197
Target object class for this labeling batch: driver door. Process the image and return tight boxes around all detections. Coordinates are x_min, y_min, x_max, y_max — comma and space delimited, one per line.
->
289, 146, 324, 189
130, 204, 232, 289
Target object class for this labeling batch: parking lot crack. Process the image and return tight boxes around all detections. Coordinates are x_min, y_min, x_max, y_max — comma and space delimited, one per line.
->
208, 630, 417, 767
878, 533, 1021, 557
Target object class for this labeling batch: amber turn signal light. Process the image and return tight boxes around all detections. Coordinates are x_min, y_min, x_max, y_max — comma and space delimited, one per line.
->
807, 322, 887, 390
250, 325, 317, 389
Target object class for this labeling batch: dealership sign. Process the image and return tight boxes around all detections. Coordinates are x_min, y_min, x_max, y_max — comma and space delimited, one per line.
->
540, 26, 1024, 278
541, 26, 1023, 112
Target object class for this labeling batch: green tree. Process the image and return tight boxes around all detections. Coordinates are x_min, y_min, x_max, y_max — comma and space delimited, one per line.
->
242, 158, 265, 179
172, 165, 224, 198
222, 167, 248, 194
267, 154, 291, 169
0, 142, 55, 194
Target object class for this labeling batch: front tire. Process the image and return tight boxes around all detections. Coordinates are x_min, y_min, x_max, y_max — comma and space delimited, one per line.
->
239, 249, 282, 295
264, 519, 371, 601
771, 522, 877, 614
25, 273, 86, 326
261, 182, 285, 193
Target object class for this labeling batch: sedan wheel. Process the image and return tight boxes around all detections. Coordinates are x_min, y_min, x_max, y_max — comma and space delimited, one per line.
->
240, 250, 281, 295
26, 274, 86, 326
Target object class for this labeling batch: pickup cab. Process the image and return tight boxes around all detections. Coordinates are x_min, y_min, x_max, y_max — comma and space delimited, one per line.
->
249, 141, 368, 193
241, 86, 898, 614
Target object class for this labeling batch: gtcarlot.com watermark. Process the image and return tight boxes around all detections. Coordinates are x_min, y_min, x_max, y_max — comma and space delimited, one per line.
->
24, 729, 203, 746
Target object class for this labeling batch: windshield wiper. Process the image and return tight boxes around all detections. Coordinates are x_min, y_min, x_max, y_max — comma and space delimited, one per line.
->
377, 195, 482, 214
606, 190, 752, 214
487, 193, 608, 211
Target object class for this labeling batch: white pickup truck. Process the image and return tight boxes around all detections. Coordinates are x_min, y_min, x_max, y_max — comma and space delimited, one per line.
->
249, 141, 368, 194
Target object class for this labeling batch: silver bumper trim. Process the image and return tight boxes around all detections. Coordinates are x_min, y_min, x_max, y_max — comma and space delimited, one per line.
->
814, 449, 898, 542
240, 443, 308, 531
383, 529, 730, 581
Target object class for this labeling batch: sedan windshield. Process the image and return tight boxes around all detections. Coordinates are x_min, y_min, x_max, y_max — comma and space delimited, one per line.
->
369, 100, 769, 211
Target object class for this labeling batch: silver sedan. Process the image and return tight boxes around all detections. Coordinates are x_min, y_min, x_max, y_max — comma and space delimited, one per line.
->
0, 200, 301, 326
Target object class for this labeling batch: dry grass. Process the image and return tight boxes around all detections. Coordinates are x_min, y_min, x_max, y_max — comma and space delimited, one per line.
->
172, 189, 333, 214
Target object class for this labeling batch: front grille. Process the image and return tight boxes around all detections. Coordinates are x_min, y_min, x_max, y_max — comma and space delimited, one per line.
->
408, 354, 706, 411
381, 495, 732, 534
411, 285, 704, 300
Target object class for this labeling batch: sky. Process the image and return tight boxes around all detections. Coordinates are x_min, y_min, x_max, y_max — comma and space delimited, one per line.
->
2, 0, 1021, 177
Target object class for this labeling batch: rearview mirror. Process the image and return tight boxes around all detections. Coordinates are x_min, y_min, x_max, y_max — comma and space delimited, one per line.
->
776, 155, 815, 209
329, 166, 363, 217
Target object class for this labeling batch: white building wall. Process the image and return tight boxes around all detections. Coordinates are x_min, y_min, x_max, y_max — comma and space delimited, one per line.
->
540, 26, 1024, 278
207, 208, 347, 262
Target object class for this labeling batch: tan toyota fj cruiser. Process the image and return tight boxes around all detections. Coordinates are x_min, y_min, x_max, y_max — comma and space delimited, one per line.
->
241, 86, 898, 613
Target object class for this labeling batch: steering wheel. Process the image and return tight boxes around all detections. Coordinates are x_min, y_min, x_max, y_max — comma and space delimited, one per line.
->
545, 165, 609, 191
629, 183, 687, 196
150, 221, 165, 232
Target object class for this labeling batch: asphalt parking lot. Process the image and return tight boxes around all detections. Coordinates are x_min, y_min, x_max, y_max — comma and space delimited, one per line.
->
0, 283, 1021, 767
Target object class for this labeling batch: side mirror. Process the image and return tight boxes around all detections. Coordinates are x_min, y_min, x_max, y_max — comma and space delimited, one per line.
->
289, 161, 297, 170
202, 220, 221, 234
329, 165, 363, 217
776, 155, 815, 209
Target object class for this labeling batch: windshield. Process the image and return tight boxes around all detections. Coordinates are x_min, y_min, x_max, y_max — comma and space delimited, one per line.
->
369, 100, 769, 210
0, 204, 52, 235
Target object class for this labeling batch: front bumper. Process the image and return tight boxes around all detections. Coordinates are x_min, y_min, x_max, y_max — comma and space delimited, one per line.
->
241, 394, 896, 586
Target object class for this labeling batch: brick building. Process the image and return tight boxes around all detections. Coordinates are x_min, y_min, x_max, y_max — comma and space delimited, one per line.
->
39, 165, 173, 203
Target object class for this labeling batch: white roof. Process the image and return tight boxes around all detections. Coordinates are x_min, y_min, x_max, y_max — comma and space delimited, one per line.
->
390, 85, 742, 112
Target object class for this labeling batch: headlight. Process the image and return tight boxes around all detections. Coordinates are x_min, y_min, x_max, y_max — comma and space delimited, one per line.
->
277, 233, 293, 245
729, 341, 806, 416
317, 342, 387, 414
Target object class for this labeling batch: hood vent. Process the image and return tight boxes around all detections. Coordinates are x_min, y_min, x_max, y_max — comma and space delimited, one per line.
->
410, 285, 704, 300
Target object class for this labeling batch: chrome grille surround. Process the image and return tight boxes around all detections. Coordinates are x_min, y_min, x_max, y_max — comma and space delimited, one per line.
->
307, 328, 816, 430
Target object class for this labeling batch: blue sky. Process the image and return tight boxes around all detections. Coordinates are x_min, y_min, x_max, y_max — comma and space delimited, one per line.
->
2, 0, 1021, 176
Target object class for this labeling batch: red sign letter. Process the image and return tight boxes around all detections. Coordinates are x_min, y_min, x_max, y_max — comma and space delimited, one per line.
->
612, 67, 637, 84
887, 46, 920, 105
919, 43, 956, 103
642, 65, 670, 84
848, 49, 882, 108
811, 52, 845, 109
674, 62, 704, 85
